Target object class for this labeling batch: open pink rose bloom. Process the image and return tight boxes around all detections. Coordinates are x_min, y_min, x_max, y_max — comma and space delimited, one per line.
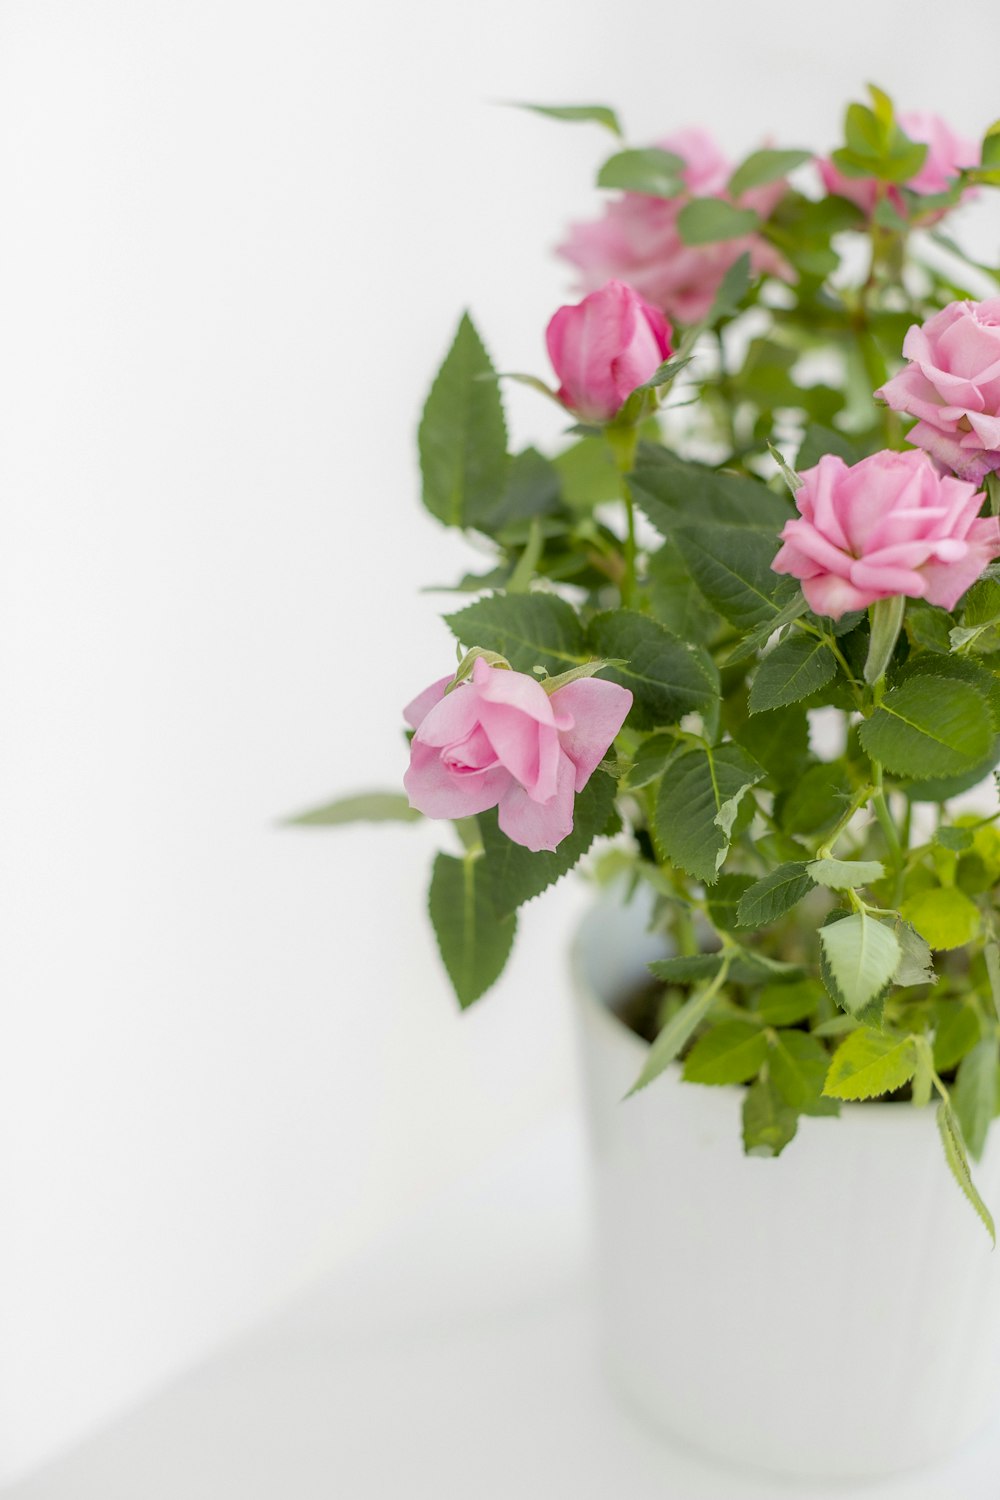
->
545, 280, 672, 422
771, 448, 1000, 619
818, 110, 979, 218
403, 658, 632, 852
557, 127, 791, 324
877, 299, 1000, 484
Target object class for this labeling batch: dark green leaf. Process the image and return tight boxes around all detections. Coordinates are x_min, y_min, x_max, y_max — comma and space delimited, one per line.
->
477, 771, 616, 918
749, 633, 837, 713
736, 863, 812, 927
588, 610, 719, 732
860, 677, 993, 778
653, 743, 765, 883
677, 198, 760, 244
444, 593, 586, 676
742, 1076, 799, 1156
629, 447, 791, 531
706, 873, 757, 932
674, 524, 791, 632
428, 852, 516, 1008
418, 313, 508, 528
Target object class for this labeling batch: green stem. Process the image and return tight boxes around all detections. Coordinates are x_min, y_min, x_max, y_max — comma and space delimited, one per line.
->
606, 424, 640, 609
815, 782, 875, 859
864, 595, 906, 685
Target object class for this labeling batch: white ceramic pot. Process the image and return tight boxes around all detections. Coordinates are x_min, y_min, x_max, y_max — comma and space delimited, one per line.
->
572, 893, 1000, 1482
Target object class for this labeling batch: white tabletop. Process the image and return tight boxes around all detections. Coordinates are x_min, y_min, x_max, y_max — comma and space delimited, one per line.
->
8, 1110, 1000, 1500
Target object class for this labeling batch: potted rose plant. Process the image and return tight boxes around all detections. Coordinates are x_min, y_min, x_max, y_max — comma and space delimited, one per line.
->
296, 88, 1000, 1479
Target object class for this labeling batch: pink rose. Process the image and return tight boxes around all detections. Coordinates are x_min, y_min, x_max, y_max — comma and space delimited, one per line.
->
403, 658, 632, 852
818, 111, 978, 218
771, 449, 1000, 619
876, 300, 1000, 485
557, 128, 791, 325
545, 280, 672, 422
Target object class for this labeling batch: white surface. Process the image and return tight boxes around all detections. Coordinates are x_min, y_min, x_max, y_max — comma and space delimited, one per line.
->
575, 900, 1000, 1480
6, 1110, 1000, 1500
3, 0, 1000, 1484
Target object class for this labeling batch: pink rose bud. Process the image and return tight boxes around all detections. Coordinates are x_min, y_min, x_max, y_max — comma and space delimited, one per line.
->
818, 111, 978, 219
877, 299, 1000, 485
771, 449, 1000, 619
403, 658, 632, 852
545, 281, 672, 423
557, 128, 791, 326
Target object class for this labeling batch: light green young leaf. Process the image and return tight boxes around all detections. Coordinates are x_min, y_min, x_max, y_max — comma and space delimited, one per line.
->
736, 862, 812, 927
823, 1027, 918, 1100
894, 919, 936, 988
683, 1021, 768, 1086
538, 659, 625, 694
807, 858, 886, 890
937, 1100, 996, 1244
654, 744, 765, 884
819, 912, 901, 1016
286, 792, 421, 827
428, 852, 516, 1009
749, 633, 837, 713
418, 313, 508, 528
900, 886, 981, 951
742, 1076, 799, 1157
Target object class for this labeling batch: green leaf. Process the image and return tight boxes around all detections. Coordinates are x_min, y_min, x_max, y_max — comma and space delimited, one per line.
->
554, 436, 619, 509
900, 886, 981, 951
742, 1076, 799, 1157
476, 770, 616, 918
444, 593, 587, 676
674, 524, 792, 633
418, 313, 508, 528
937, 1101, 996, 1243
677, 198, 760, 245
736, 862, 812, 927
286, 791, 421, 827
731, 703, 810, 787
706, 873, 757, 932
823, 1026, 917, 1100
649, 954, 726, 984
778, 760, 852, 837
749, 633, 837, 713
428, 852, 516, 1008
683, 1021, 768, 1085
588, 610, 719, 732
490, 447, 562, 527
819, 912, 901, 1016
727, 148, 810, 198
756, 978, 822, 1026
894, 920, 936, 988
954, 1038, 999, 1161
514, 102, 622, 137
932, 1000, 980, 1072
629, 447, 791, 531
653, 743, 765, 883
769, 1030, 838, 1115
645, 539, 719, 644
859, 677, 993, 778
706, 251, 753, 320
628, 975, 725, 1096
807, 858, 885, 890
796, 423, 867, 470
597, 147, 684, 196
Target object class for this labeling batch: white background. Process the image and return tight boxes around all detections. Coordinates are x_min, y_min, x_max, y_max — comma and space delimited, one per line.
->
2, 0, 999, 1485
